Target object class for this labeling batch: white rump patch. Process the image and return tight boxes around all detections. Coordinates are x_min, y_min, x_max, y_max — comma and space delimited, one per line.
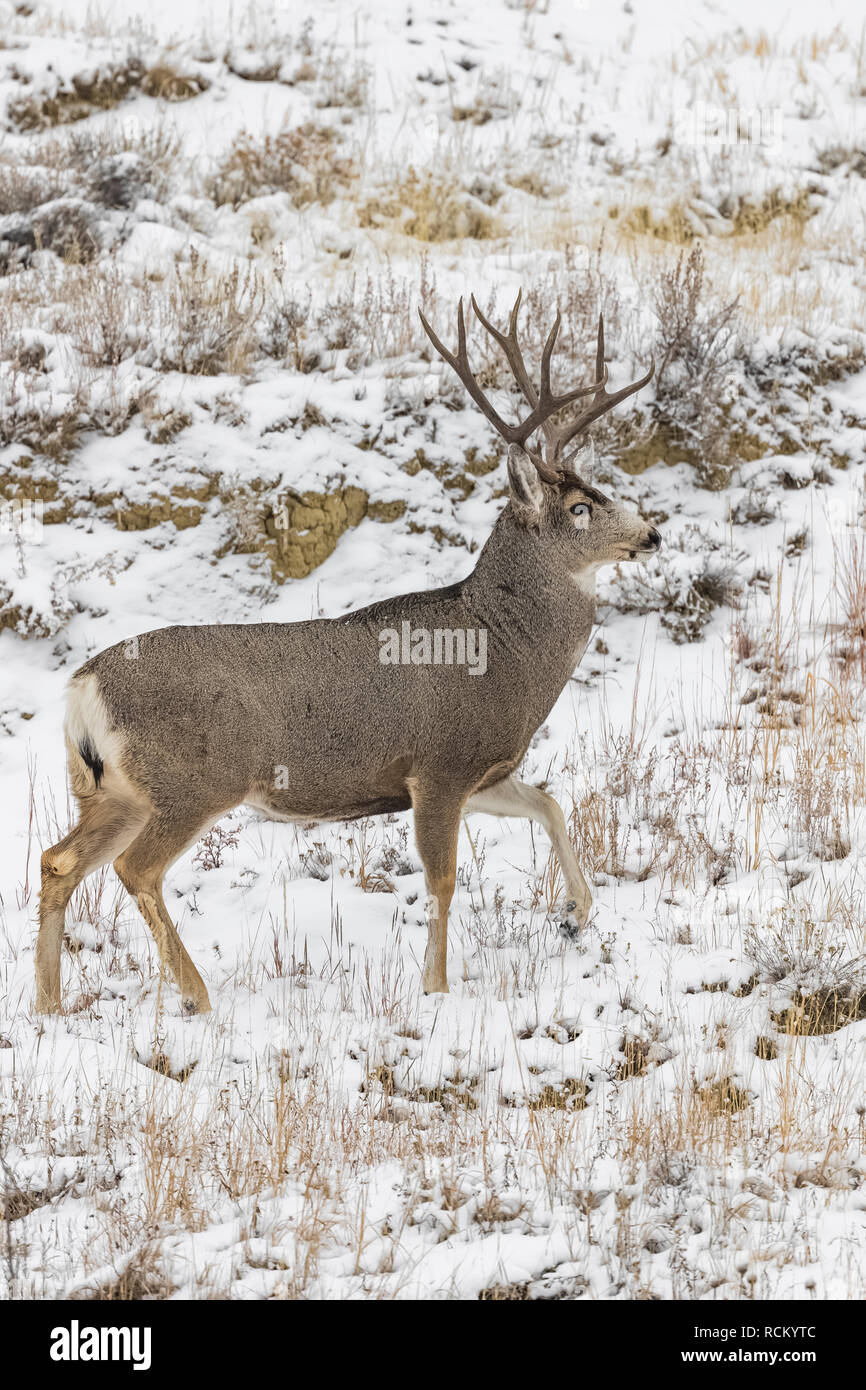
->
65, 673, 134, 796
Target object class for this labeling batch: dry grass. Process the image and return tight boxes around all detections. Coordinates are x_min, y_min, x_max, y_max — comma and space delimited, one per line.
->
6, 56, 208, 132
209, 123, 355, 209
359, 167, 502, 242
8, 543, 866, 1298
5, 0, 866, 1302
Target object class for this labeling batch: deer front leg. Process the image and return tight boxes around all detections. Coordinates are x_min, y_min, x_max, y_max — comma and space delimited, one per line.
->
464, 776, 592, 939
409, 781, 461, 995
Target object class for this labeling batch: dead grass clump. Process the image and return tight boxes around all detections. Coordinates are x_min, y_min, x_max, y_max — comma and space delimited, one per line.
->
698, 1077, 750, 1115
136, 1050, 198, 1083
140, 64, 209, 102
772, 989, 866, 1036
210, 123, 353, 208
32, 199, 99, 262
225, 48, 283, 83
359, 168, 501, 242
259, 260, 440, 371
813, 145, 866, 178
138, 393, 192, 444
746, 900, 866, 1015
1, 198, 99, 274
623, 200, 698, 244
259, 281, 312, 368
505, 167, 564, 199
478, 1282, 531, 1300
525, 1078, 588, 1111
59, 124, 183, 206
1, 1184, 62, 1222
833, 530, 866, 683
6, 59, 208, 132
311, 54, 370, 111
58, 260, 145, 367
70, 1249, 173, 1300
616, 1036, 651, 1080
726, 187, 816, 235
86, 152, 150, 211
6, 59, 146, 131
0, 401, 80, 461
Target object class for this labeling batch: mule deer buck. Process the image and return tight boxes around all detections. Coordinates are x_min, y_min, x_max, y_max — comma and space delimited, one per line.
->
36, 294, 658, 1014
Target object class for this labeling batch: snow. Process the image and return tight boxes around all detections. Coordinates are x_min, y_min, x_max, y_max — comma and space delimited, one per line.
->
2, 0, 866, 1301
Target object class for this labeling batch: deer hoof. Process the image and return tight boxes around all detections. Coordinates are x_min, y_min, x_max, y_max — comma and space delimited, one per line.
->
557, 900, 582, 943
182, 996, 212, 1016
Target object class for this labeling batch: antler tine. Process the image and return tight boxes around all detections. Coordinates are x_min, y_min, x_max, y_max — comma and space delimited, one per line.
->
470, 291, 538, 409
539, 311, 561, 399
418, 301, 519, 445
419, 297, 640, 479
549, 313, 654, 464
469, 293, 606, 471
595, 312, 605, 391
468, 293, 571, 487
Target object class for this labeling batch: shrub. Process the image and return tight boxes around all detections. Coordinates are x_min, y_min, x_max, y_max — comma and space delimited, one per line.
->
60, 260, 146, 367
648, 245, 740, 483
209, 123, 353, 208
0, 158, 68, 215
61, 124, 183, 205
152, 249, 264, 376
358, 168, 501, 242
0, 197, 99, 274
605, 523, 748, 642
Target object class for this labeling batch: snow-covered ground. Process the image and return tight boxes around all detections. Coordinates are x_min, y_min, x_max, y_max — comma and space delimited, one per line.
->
3, 0, 866, 1300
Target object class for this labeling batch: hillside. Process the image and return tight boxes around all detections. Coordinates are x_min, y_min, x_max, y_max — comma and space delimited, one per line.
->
2, 0, 866, 1300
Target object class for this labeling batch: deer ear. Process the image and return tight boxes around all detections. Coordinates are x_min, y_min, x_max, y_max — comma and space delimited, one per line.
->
507, 445, 545, 526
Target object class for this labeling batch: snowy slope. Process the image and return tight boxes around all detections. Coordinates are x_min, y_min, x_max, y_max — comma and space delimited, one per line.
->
2, 0, 866, 1300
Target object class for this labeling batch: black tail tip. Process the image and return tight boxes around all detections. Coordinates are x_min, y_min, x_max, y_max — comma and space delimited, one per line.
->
79, 737, 104, 788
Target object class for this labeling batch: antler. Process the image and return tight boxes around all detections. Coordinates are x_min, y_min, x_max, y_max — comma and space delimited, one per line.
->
547, 313, 654, 466
418, 293, 653, 482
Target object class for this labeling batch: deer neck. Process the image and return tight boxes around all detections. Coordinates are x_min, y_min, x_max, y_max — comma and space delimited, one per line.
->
464, 509, 595, 675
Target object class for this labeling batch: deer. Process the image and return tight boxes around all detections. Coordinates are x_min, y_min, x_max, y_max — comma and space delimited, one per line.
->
35, 293, 659, 1015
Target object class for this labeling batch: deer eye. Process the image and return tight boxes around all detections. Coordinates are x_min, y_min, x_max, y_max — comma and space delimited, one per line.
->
570, 503, 591, 519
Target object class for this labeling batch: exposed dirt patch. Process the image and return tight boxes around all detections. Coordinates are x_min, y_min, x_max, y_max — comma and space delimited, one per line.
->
260, 485, 369, 578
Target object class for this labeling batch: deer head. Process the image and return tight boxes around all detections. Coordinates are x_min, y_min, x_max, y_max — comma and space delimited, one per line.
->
419, 293, 661, 572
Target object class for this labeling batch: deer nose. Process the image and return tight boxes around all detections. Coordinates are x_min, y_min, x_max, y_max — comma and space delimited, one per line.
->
646, 528, 661, 550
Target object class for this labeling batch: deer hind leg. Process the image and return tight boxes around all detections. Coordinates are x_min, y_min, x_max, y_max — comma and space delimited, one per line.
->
410, 782, 462, 995
464, 776, 592, 937
37, 797, 145, 1014
114, 812, 214, 1015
